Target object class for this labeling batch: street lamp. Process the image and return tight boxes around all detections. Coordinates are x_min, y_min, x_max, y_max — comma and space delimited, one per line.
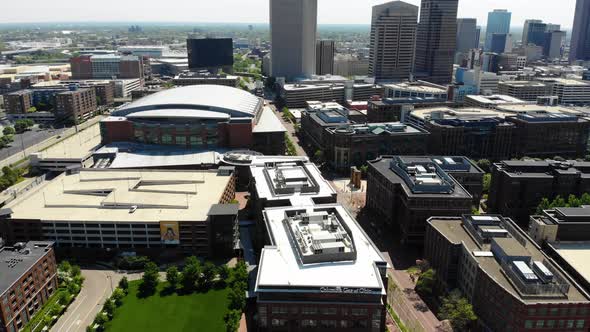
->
106, 275, 113, 293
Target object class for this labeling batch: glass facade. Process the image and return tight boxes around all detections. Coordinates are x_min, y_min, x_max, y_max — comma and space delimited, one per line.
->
130, 119, 219, 149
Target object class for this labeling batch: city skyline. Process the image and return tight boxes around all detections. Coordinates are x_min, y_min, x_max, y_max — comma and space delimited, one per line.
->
0, 0, 578, 29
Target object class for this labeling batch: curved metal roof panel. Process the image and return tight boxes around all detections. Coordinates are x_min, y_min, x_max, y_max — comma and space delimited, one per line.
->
115, 85, 261, 118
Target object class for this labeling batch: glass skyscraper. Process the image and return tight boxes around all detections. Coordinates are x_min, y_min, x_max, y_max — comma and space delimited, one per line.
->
484, 9, 511, 51
570, 0, 590, 61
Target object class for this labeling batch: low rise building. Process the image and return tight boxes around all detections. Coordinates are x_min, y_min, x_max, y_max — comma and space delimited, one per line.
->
425, 215, 590, 332
172, 72, 238, 87
55, 87, 97, 123
301, 102, 429, 172
366, 156, 474, 244
0, 241, 57, 332
464, 94, 526, 109
255, 205, 388, 332
498, 81, 553, 102
383, 81, 448, 100
488, 160, 590, 224
3, 90, 32, 114
281, 81, 383, 108
367, 97, 450, 123
530, 206, 590, 244
537, 78, 590, 105
0, 168, 238, 258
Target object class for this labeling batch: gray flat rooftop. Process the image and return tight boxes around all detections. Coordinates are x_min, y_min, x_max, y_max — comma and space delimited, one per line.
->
34, 124, 102, 161
430, 218, 589, 303
6, 169, 232, 223
0, 242, 54, 296
551, 242, 590, 289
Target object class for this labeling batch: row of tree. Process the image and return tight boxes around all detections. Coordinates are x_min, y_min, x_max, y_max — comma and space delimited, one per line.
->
536, 193, 590, 214
413, 262, 477, 331
88, 277, 129, 332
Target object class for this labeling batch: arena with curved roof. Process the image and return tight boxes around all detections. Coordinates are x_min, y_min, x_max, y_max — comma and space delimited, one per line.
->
100, 85, 286, 155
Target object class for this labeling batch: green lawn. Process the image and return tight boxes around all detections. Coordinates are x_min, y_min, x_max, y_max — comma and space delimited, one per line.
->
105, 281, 230, 332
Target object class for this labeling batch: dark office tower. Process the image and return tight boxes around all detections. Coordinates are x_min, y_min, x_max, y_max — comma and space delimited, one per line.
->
522, 19, 542, 45
475, 26, 481, 48
368, 1, 418, 81
490, 33, 509, 54
525, 21, 548, 46
315, 40, 335, 75
187, 38, 234, 73
456, 18, 478, 61
570, 0, 590, 62
414, 0, 458, 85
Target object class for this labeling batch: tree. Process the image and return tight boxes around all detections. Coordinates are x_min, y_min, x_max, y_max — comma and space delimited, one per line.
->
3, 127, 15, 136
567, 194, 582, 208
118, 277, 129, 293
71, 265, 82, 277
181, 258, 201, 292
224, 309, 241, 332
581, 193, 590, 205
438, 290, 477, 331
14, 121, 27, 134
476, 159, 491, 173
217, 265, 230, 286
232, 261, 248, 286
27, 106, 37, 113
57, 291, 70, 305
536, 198, 551, 214
166, 266, 180, 289
227, 284, 246, 311
415, 268, 436, 296
139, 262, 159, 296
313, 150, 324, 163
103, 299, 116, 319
111, 288, 125, 306
550, 195, 566, 209
202, 261, 217, 287
482, 173, 491, 193
94, 312, 107, 326
59, 261, 72, 273
67, 282, 80, 295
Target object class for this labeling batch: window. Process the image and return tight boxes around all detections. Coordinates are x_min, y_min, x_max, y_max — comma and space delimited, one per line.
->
569, 307, 577, 316
524, 320, 533, 329
175, 136, 186, 145
340, 320, 348, 328
352, 308, 368, 316
536, 320, 544, 328
301, 319, 316, 328
271, 319, 287, 327
546, 320, 555, 328
567, 320, 574, 328
320, 307, 337, 315
162, 134, 172, 145
576, 320, 585, 329
271, 307, 288, 315
301, 307, 317, 315
549, 308, 558, 316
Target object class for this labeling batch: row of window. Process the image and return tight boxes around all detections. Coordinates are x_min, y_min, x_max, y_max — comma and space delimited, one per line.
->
528, 307, 588, 317
524, 319, 585, 330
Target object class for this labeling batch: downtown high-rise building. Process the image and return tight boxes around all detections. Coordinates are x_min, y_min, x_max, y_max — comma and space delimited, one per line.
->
315, 40, 335, 75
414, 0, 459, 85
368, 1, 418, 81
522, 19, 543, 45
570, 0, 590, 62
485, 9, 511, 51
456, 18, 478, 54
270, 0, 317, 80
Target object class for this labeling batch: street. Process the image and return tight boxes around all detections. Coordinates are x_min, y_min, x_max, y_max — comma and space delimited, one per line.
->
0, 127, 68, 161
51, 269, 141, 332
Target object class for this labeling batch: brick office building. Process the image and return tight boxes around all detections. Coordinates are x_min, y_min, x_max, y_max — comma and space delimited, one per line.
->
3, 90, 33, 114
0, 242, 57, 332
55, 87, 97, 123
366, 156, 474, 244
425, 215, 590, 332
488, 160, 590, 225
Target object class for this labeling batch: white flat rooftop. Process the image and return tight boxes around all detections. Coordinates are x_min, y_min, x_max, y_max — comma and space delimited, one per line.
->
256, 205, 387, 292
252, 106, 287, 133
554, 242, 590, 288
250, 161, 336, 207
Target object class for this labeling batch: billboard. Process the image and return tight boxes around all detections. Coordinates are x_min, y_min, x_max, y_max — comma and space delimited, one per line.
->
160, 221, 180, 245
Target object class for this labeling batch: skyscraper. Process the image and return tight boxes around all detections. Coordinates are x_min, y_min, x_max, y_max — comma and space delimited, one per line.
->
523, 21, 547, 46
570, 0, 590, 62
456, 18, 478, 54
475, 26, 481, 48
522, 19, 542, 45
368, 1, 419, 81
414, 0, 459, 85
485, 10, 511, 51
315, 40, 335, 75
270, 0, 317, 80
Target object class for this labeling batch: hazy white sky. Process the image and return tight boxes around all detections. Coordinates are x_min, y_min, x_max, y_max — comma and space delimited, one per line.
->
0, 0, 577, 28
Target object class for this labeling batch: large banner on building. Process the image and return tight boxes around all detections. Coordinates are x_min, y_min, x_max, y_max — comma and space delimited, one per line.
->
160, 221, 180, 244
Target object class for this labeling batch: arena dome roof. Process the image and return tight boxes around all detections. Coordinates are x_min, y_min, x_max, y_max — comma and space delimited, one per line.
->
114, 85, 262, 119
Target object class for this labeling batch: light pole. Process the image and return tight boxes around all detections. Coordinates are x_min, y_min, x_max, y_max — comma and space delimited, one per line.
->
106, 275, 113, 293
20, 133, 25, 159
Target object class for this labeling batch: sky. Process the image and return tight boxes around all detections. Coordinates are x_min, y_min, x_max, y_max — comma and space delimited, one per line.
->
0, 0, 577, 29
